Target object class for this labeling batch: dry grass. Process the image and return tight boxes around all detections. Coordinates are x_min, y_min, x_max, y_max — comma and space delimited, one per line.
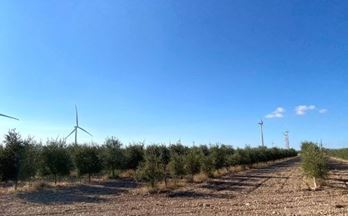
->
228, 165, 245, 173
193, 173, 208, 183
119, 170, 136, 178
132, 157, 298, 195
0, 181, 53, 195
212, 168, 228, 178
0, 179, 82, 195
132, 179, 188, 195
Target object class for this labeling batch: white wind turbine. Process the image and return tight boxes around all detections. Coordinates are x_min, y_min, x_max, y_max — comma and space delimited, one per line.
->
0, 113, 19, 121
258, 120, 265, 147
65, 106, 92, 145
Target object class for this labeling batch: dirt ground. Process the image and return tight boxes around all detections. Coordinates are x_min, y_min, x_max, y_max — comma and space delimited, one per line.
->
1, 157, 348, 216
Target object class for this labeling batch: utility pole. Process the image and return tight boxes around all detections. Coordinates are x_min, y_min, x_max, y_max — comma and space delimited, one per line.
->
258, 120, 265, 147
284, 131, 290, 149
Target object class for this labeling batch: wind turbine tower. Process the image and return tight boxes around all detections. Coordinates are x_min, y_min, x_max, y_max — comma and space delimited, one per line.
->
258, 120, 265, 147
66, 105, 92, 145
284, 131, 290, 149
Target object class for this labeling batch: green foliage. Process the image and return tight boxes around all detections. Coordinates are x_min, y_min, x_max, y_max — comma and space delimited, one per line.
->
201, 155, 214, 177
124, 144, 144, 170
184, 147, 204, 178
169, 143, 188, 156
0, 130, 298, 186
74, 145, 103, 182
0, 130, 24, 184
301, 142, 328, 180
168, 144, 186, 178
135, 145, 164, 187
0, 130, 42, 188
40, 140, 73, 184
328, 148, 348, 160
227, 151, 243, 166
18, 137, 40, 182
210, 145, 234, 169
101, 137, 125, 178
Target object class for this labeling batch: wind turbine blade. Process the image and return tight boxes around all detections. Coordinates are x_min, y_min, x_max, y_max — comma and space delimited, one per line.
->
66, 128, 76, 139
75, 105, 79, 126
0, 114, 19, 120
78, 126, 93, 136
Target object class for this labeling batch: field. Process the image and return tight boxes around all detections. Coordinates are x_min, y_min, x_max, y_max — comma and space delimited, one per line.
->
1, 157, 347, 216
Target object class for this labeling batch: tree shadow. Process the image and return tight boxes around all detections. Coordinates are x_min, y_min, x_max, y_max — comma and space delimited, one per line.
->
167, 190, 234, 199
16, 179, 138, 205
166, 158, 299, 199
198, 159, 295, 193
326, 159, 348, 189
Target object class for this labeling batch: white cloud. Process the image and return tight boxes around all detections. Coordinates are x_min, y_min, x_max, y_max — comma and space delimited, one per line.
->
319, 108, 328, 114
295, 105, 316, 115
265, 107, 285, 119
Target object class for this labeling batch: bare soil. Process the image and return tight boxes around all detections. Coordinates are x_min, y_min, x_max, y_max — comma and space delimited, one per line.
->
1, 157, 348, 215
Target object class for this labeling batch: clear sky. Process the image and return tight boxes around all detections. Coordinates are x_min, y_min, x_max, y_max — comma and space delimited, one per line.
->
1, 0, 348, 149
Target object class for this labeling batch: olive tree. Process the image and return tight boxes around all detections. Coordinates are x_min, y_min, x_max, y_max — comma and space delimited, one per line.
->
101, 137, 125, 178
40, 140, 73, 184
301, 142, 328, 190
184, 147, 203, 181
74, 145, 103, 183
0, 130, 24, 189
136, 145, 164, 187
125, 144, 144, 170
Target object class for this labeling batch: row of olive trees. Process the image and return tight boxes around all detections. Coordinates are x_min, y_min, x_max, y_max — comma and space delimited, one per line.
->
135, 144, 298, 187
300, 142, 328, 190
327, 148, 348, 160
0, 130, 145, 187
0, 129, 297, 188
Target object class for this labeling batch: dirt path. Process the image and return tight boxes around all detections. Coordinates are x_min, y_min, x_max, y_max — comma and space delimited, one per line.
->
1, 157, 348, 215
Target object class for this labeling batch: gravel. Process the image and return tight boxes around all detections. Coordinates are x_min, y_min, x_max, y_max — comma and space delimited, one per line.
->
1, 157, 348, 216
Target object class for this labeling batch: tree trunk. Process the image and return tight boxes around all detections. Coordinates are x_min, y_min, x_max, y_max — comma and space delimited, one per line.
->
313, 177, 317, 190
89, 173, 91, 183
54, 174, 57, 185
112, 169, 115, 178
164, 167, 167, 188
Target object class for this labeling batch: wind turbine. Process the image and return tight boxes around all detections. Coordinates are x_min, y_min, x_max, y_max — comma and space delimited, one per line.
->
258, 120, 265, 147
0, 113, 19, 121
65, 106, 92, 145
284, 131, 290, 149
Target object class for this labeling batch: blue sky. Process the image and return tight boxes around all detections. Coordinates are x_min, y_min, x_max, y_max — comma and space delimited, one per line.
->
1, 0, 348, 149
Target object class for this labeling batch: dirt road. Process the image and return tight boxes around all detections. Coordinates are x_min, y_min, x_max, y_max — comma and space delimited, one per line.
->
1, 157, 348, 215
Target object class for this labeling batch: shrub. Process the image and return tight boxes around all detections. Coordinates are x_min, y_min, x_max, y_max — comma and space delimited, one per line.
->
40, 140, 73, 184
301, 142, 328, 190
157, 145, 170, 186
168, 154, 186, 179
136, 145, 164, 187
328, 148, 348, 160
201, 155, 214, 177
125, 144, 144, 170
0, 130, 36, 189
19, 137, 40, 183
74, 145, 103, 183
210, 145, 234, 169
101, 137, 125, 178
184, 147, 203, 181
227, 152, 243, 166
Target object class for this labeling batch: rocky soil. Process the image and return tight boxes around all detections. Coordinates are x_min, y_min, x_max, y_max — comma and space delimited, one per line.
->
1, 157, 348, 215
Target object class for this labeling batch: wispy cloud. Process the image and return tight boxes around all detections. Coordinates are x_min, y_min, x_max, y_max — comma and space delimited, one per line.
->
265, 107, 285, 119
295, 105, 316, 115
319, 108, 328, 114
